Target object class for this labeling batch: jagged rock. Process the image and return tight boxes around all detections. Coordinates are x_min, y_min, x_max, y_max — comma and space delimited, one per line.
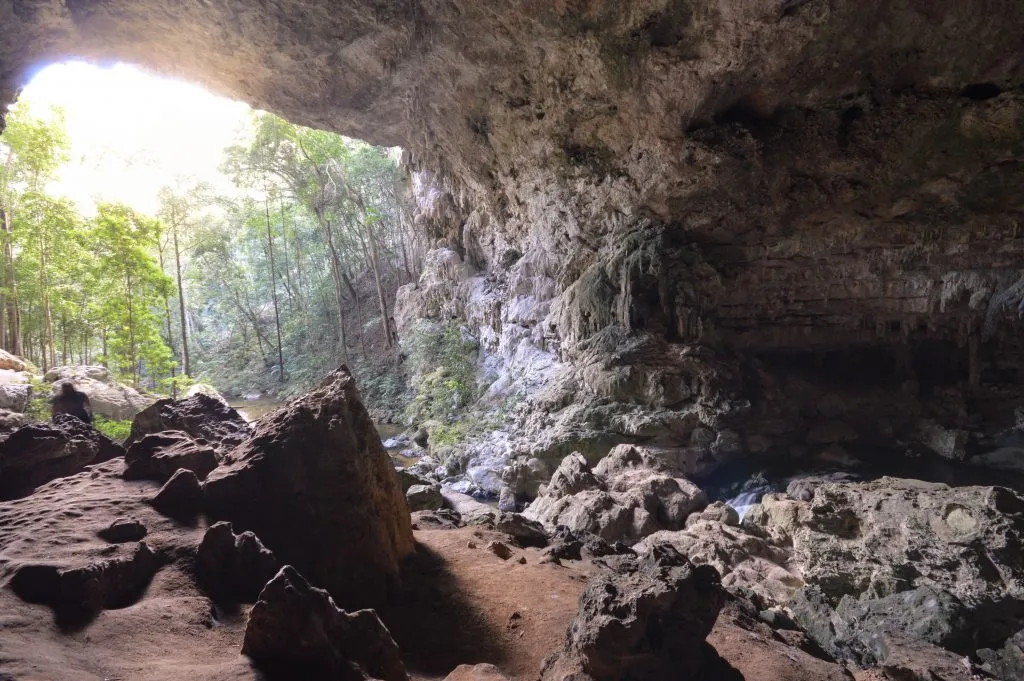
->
444, 664, 512, 681
204, 368, 414, 608
10, 541, 159, 623
541, 545, 724, 681
635, 512, 802, 606
44, 365, 153, 420
784, 472, 859, 503
751, 478, 1024, 644
977, 628, 1024, 680
441, 488, 499, 525
242, 565, 406, 681
397, 468, 434, 493
150, 468, 203, 521
412, 428, 428, 448
524, 446, 706, 544
492, 512, 549, 548
406, 483, 443, 511
97, 518, 147, 543
123, 430, 218, 482
0, 413, 124, 500
127, 393, 251, 453
184, 382, 229, 404
868, 632, 975, 681
789, 585, 974, 665
541, 526, 634, 563
686, 500, 740, 527
195, 521, 279, 603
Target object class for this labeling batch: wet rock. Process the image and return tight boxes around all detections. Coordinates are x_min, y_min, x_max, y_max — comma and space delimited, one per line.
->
204, 368, 414, 608
45, 365, 153, 420
406, 483, 443, 511
977, 628, 1024, 680
97, 518, 147, 543
195, 521, 280, 603
753, 478, 1024, 645
150, 468, 203, 521
123, 430, 218, 482
10, 541, 159, 623
127, 393, 251, 453
541, 545, 724, 681
413, 427, 428, 448
242, 565, 406, 681
789, 585, 974, 665
0, 414, 124, 500
524, 446, 706, 544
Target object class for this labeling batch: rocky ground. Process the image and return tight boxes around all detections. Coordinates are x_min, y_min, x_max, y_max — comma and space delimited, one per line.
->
1, 366, 1022, 680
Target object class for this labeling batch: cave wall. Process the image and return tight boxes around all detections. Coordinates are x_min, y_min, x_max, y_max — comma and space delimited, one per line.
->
4, 0, 1024, 490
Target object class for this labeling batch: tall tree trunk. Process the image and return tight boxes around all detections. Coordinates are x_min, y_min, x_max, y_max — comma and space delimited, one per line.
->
126, 273, 138, 385
157, 246, 177, 379
172, 222, 191, 376
1, 207, 21, 355
315, 208, 350, 366
265, 198, 286, 382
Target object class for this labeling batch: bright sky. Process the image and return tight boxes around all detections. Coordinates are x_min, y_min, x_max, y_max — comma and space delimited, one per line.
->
16, 61, 252, 216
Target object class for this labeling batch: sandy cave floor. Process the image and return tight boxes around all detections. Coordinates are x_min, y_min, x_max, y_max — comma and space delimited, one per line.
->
0, 460, 850, 681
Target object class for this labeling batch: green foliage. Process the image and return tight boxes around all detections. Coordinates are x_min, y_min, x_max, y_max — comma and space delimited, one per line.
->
93, 415, 133, 442
402, 321, 479, 424
23, 376, 52, 422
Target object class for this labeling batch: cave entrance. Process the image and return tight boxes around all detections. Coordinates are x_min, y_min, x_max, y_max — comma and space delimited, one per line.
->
0, 60, 425, 427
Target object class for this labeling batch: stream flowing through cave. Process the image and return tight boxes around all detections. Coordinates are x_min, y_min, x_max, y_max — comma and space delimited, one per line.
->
706, 442, 1024, 519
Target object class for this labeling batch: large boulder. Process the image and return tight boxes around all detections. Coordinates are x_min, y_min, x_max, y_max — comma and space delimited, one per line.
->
750, 477, 1024, 646
44, 365, 153, 420
127, 393, 251, 453
123, 430, 219, 482
0, 382, 31, 412
0, 349, 28, 371
0, 413, 124, 500
204, 367, 414, 609
523, 445, 707, 544
633, 501, 803, 606
242, 565, 406, 681
540, 545, 724, 681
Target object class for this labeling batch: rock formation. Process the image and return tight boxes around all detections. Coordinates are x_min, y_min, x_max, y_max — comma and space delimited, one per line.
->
195, 521, 280, 603
123, 430, 219, 482
242, 565, 406, 681
524, 445, 706, 543
44, 365, 153, 420
127, 393, 251, 453
541, 545, 724, 681
204, 367, 414, 608
0, 413, 123, 500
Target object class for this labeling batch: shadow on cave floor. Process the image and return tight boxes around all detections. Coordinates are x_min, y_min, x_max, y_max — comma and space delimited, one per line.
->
378, 542, 507, 676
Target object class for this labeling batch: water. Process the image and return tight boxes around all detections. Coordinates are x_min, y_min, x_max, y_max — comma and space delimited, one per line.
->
705, 444, 1024, 520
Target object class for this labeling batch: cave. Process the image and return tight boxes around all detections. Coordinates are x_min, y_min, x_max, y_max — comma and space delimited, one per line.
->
4, 1, 1024, 680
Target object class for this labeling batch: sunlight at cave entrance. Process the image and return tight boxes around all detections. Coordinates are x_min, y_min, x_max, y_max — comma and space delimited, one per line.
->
19, 61, 251, 216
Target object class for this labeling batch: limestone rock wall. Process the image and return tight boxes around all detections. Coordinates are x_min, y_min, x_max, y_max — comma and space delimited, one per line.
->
3, 0, 1024, 487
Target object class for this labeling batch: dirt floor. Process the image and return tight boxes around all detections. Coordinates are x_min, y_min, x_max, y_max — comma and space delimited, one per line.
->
0, 461, 854, 681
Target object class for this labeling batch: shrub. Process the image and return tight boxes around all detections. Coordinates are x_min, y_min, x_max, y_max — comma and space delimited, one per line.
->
94, 415, 133, 442
401, 321, 479, 425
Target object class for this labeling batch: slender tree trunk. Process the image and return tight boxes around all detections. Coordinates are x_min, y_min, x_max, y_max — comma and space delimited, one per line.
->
61, 313, 67, 365
172, 222, 191, 376
1, 207, 21, 355
278, 199, 300, 307
126, 273, 138, 385
315, 208, 350, 366
157, 247, 177, 379
265, 198, 286, 382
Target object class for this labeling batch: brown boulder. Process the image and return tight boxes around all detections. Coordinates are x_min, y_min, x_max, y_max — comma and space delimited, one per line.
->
242, 565, 406, 681
204, 367, 414, 608
0, 414, 124, 500
196, 521, 280, 603
150, 468, 204, 521
127, 393, 250, 453
123, 430, 218, 482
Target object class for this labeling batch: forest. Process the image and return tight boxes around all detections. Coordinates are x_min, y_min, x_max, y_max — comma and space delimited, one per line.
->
0, 102, 426, 410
